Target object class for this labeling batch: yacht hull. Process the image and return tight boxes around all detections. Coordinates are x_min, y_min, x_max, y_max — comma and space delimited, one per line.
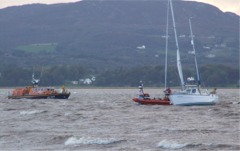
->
169, 94, 218, 106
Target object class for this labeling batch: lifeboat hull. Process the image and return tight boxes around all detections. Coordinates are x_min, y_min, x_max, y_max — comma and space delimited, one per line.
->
8, 94, 48, 99
48, 93, 71, 99
132, 98, 171, 105
8, 92, 71, 99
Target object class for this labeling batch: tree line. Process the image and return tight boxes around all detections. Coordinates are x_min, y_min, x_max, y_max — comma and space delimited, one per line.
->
0, 64, 239, 87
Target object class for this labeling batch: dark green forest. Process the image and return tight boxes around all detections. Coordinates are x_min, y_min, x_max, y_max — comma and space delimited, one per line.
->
0, 64, 238, 88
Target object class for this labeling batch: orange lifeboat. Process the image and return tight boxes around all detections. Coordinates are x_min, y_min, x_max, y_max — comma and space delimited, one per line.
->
8, 74, 70, 99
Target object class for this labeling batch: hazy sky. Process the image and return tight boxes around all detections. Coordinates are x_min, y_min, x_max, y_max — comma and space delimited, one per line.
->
0, 0, 239, 15
185, 0, 240, 15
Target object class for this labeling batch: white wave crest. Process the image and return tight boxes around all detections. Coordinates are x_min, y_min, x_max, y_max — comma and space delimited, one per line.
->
20, 110, 46, 115
157, 139, 188, 149
65, 137, 121, 146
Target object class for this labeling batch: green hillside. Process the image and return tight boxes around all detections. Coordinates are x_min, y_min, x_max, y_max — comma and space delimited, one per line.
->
0, 0, 239, 87
16, 43, 57, 53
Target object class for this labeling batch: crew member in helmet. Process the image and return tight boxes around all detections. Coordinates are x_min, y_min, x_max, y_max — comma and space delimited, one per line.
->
138, 81, 145, 99
164, 87, 172, 96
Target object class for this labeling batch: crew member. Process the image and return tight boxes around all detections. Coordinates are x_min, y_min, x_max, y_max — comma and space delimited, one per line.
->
62, 85, 66, 93
210, 88, 217, 94
164, 87, 172, 96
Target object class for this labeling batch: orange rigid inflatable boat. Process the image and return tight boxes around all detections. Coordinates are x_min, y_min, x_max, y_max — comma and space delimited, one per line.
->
8, 74, 70, 99
132, 93, 171, 105
132, 82, 172, 105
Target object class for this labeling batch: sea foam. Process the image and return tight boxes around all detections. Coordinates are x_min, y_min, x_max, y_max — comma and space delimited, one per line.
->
65, 137, 122, 146
20, 110, 46, 115
157, 139, 188, 149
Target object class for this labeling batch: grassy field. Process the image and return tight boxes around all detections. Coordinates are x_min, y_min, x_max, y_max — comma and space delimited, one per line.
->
16, 43, 57, 53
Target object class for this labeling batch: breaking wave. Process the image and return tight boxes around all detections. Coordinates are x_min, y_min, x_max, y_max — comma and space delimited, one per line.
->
20, 110, 46, 115
157, 139, 188, 149
64, 136, 124, 146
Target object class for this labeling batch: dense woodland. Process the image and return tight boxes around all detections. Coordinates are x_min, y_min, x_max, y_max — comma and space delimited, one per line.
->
0, 64, 238, 87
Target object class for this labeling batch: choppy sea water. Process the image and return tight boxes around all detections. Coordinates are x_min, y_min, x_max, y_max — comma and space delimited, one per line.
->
0, 88, 239, 151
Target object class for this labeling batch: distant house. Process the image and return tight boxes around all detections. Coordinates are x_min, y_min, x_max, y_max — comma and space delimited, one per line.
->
137, 45, 146, 49
80, 78, 92, 84
79, 76, 96, 85
188, 51, 195, 55
206, 54, 216, 58
203, 46, 211, 50
71, 81, 79, 85
215, 43, 227, 48
208, 35, 215, 39
179, 35, 186, 38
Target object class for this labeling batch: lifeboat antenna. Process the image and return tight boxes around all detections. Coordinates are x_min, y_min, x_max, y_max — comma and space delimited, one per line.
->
40, 66, 44, 78
32, 70, 40, 87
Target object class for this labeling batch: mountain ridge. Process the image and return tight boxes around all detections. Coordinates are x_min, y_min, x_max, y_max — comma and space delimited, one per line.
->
0, 0, 238, 69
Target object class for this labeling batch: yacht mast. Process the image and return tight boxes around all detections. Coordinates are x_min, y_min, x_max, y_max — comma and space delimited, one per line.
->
189, 18, 201, 86
169, 0, 185, 90
164, 0, 170, 90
